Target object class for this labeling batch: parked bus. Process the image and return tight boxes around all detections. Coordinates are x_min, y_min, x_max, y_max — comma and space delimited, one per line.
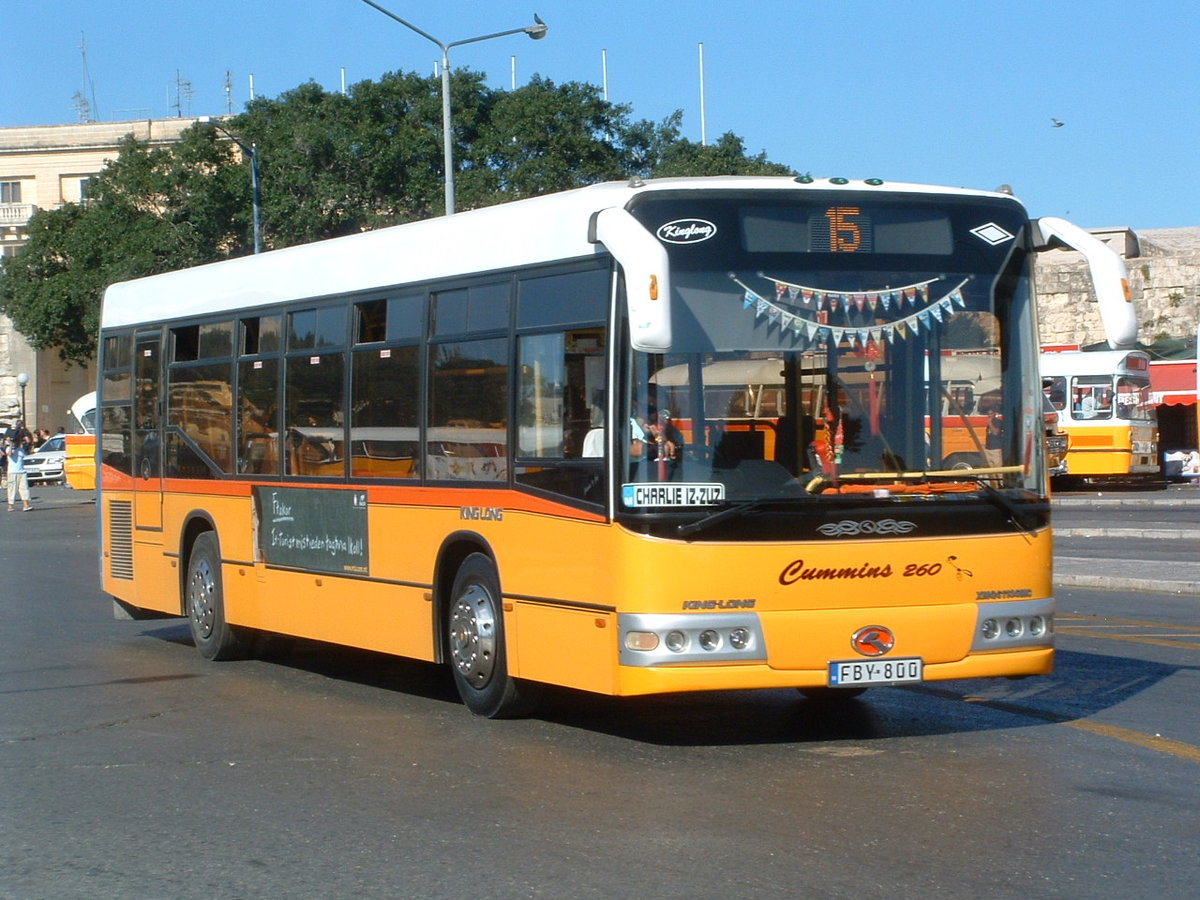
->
64, 391, 97, 490
97, 176, 1122, 717
1040, 348, 1158, 482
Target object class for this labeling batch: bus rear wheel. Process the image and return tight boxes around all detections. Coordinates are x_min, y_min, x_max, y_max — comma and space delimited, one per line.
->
446, 553, 540, 718
186, 532, 245, 661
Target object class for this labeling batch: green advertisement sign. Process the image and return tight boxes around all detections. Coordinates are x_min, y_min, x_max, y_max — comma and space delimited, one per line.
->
254, 486, 369, 575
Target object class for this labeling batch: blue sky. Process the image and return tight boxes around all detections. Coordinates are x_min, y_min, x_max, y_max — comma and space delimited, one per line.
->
6, 0, 1197, 229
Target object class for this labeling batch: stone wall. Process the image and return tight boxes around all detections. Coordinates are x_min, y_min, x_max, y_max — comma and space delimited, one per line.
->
1035, 227, 1200, 349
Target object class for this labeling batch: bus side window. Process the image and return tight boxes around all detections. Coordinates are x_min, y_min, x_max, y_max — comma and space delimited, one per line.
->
1071, 378, 1113, 420
514, 327, 606, 503
1042, 376, 1067, 412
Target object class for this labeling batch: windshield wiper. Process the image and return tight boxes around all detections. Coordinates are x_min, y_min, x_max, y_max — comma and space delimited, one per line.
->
676, 498, 797, 537
974, 481, 1044, 539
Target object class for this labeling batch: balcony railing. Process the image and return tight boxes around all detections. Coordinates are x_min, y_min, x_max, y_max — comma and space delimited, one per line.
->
0, 204, 36, 225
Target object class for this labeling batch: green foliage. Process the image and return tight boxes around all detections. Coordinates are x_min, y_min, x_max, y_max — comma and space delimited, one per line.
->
0, 131, 250, 363
0, 68, 794, 362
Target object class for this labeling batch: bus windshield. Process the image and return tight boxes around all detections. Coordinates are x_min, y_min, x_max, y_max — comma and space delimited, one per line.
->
619, 191, 1042, 518
1115, 375, 1155, 421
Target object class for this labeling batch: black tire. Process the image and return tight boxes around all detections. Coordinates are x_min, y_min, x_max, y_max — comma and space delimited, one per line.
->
446, 553, 540, 718
185, 531, 245, 661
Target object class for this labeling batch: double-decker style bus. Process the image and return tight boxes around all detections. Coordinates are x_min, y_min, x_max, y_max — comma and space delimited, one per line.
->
97, 176, 1122, 717
1040, 348, 1158, 482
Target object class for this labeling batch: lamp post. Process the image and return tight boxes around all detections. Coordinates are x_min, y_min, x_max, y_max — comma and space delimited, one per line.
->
209, 120, 263, 253
16, 372, 28, 424
358, 0, 547, 215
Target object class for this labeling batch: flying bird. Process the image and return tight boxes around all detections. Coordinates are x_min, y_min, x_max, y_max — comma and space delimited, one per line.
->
1051, 118, 1064, 127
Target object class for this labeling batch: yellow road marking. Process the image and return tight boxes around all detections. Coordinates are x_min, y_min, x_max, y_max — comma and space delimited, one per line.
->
1061, 628, 1200, 651
1058, 614, 1200, 632
1063, 719, 1200, 765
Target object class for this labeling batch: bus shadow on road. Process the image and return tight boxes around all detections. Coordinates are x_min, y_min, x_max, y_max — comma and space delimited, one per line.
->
141, 623, 1189, 747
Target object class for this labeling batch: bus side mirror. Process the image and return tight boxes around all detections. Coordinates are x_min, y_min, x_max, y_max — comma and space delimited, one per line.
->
590, 207, 672, 353
1033, 216, 1137, 351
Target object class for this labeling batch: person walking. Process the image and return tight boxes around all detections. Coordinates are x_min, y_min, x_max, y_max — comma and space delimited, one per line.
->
6, 422, 33, 512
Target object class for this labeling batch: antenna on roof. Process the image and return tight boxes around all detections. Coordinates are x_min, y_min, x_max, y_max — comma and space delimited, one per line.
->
171, 70, 194, 117
74, 32, 99, 122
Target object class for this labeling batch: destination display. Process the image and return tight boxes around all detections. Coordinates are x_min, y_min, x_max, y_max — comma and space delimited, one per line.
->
254, 486, 369, 575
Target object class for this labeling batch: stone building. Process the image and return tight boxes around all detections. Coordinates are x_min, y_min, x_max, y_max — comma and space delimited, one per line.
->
1036, 225, 1200, 350
0, 118, 203, 430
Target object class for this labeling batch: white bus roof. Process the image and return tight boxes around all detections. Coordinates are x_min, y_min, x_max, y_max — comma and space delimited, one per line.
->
1039, 348, 1151, 376
100, 176, 1022, 330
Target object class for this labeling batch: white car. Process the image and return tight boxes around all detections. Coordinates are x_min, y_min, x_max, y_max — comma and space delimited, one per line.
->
23, 434, 67, 484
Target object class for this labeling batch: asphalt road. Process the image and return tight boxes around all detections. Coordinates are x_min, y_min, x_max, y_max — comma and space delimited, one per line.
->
2, 486, 1198, 900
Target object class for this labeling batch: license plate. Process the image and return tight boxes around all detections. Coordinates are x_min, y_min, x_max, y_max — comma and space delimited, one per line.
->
828, 657, 923, 687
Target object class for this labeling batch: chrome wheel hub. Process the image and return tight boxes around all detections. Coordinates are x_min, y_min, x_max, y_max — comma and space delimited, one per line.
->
449, 584, 496, 688
188, 558, 216, 640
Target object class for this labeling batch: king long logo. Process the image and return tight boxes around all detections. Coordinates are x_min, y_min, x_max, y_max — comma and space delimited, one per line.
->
656, 218, 717, 244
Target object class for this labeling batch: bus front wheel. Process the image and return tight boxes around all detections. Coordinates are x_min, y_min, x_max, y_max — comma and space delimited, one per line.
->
446, 553, 540, 718
186, 532, 245, 661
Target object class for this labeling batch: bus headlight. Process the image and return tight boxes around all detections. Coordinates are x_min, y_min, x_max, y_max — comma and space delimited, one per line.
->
972, 598, 1054, 651
618, 613, 766, 666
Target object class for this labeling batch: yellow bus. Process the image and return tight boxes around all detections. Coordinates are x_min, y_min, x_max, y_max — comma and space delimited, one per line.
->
64, 391, 97, 490
1040, 348, 1158, 482
98, 177, 1120, 717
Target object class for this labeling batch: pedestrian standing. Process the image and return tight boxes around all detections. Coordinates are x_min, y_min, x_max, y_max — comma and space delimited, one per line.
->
6, 422, 33, 512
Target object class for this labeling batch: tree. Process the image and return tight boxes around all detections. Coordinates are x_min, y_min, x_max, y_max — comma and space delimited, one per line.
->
624, 111, 793, 179
468, 76, 631, 201
0, 70, 794, 362
0, 131, 249, 363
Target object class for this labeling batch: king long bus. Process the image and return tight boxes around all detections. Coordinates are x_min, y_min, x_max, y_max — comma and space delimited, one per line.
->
97, 176, 1124, 718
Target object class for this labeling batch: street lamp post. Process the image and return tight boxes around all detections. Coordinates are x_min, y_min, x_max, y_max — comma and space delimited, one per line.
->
16, 372, 28, 424
357, 0, 547, 215
209, 120, 263, 254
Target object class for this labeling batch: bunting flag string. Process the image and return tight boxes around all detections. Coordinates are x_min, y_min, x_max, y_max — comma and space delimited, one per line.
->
729, 273, 970, 349
760, 272, 941, 312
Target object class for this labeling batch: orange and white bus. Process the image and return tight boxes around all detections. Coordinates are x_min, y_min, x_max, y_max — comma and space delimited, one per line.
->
1040, 348, 1158, 482
98, 176, 1120, 717
64, 391, 97, 490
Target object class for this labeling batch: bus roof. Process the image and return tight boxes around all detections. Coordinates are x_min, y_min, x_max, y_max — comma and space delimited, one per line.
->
69, 391, 97, 433
100, 176, 1021, 330
1039, 348, 1151, 376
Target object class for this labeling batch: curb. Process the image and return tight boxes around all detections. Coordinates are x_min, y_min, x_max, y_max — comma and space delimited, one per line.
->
1055, 527, 1200, 540
1055, 573, 1200, 596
